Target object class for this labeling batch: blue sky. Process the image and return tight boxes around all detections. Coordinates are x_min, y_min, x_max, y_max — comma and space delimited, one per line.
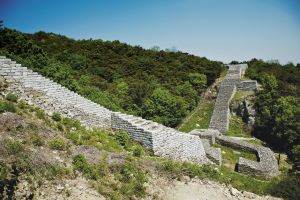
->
1, 0, 300, 64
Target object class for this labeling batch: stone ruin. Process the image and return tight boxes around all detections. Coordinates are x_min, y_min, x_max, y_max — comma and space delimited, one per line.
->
0, 56, 279, 177
112, 112, 208, 163
209, 64, 257, 134
190, 129, 280, 178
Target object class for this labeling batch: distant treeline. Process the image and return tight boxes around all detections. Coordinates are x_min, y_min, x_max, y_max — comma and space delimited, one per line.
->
0, 28, 223, 127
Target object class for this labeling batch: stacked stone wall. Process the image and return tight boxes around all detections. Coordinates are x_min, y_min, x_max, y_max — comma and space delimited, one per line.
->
190, 129, 280, 177
237, 80, 257, 91
112, 112, 208, 164
209, 65, 242, 133
209, 64, 257, 134
0, 57, 111, 129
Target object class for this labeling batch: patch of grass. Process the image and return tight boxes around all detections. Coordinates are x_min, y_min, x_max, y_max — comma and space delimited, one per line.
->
246, 138, 265, 146
178, 100, 214, 132
113, 131, 134, 151
90, 130, 119, 151
35, 109, 46, 119
30, 132, 45, 146
232, 90, 254, 102
73, 154, 148, 199
43, 164, 72, 180
49, 138, 66, 150
213, 144, 257, 170
52, 112, 62, 122
133, 146, 144, 157
57, 123, 64, 131
73, 154, 98, 180
4, 138, 24, 155
118, 162, 148, 198
0, 100, 17, 113
62, 117, 81, 130
5, 93, 18, 102
0, 161, 8, 180
17, 99, 28, 109
227, 115, 251, 137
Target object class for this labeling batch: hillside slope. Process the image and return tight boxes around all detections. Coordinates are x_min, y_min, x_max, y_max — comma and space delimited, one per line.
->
0, 28, 224, 127
0, 81, 286, 200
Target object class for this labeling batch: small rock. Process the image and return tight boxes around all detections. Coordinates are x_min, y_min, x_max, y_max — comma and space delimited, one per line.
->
178, 175, 191, 183
23, 181, 28, 187
230, 187, 239, 196
57, 185, 64, 190
242, 191, 256, 199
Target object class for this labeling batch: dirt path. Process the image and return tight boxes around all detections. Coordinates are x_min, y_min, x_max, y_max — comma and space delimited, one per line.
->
146, 176, 282, 200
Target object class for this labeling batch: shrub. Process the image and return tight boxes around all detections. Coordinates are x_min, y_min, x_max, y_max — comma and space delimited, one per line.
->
62, 117, 81, 130
269, 173, 300, 200
0, 101, 16, 113
5, 93, 18, 102
36, 109, 46, 119
30, 132, 45, 146
66, 131, 80, 144
44, 164, 72, 180
49, 138, 65, 150
17, 100, 28, 109
0, 161, 7, 180
73, 154, 97, 180
119, 162, 148, 198
57, 123, 64, 131
52, 112, 61, 122
114, 131, 133, 150
133, 146, 144, 157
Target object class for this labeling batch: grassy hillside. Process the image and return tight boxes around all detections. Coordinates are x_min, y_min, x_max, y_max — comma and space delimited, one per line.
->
0, 87, 299, 200
0, 28, 224, 127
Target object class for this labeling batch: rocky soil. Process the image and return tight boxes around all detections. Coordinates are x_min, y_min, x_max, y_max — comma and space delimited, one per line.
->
146, 175, 282, 200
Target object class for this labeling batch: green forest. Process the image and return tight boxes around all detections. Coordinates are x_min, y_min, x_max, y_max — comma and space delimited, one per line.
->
0, 28, 223, 128
245, 60, 300, 170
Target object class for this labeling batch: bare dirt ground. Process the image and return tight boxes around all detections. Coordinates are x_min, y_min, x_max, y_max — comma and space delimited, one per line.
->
145, 175, 282, 200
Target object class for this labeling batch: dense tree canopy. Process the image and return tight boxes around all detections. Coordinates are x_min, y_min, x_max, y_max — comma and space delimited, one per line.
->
246, 60, 300, 169
0, 28, 224, 127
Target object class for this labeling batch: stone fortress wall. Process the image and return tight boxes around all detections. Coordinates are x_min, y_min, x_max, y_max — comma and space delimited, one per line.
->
0, 56, 111, 129
200, 64, 278, 177
190, 129, 280, 177
0, 57, 279, 177
112, 112, 208, 163
209, 64, 257, 134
